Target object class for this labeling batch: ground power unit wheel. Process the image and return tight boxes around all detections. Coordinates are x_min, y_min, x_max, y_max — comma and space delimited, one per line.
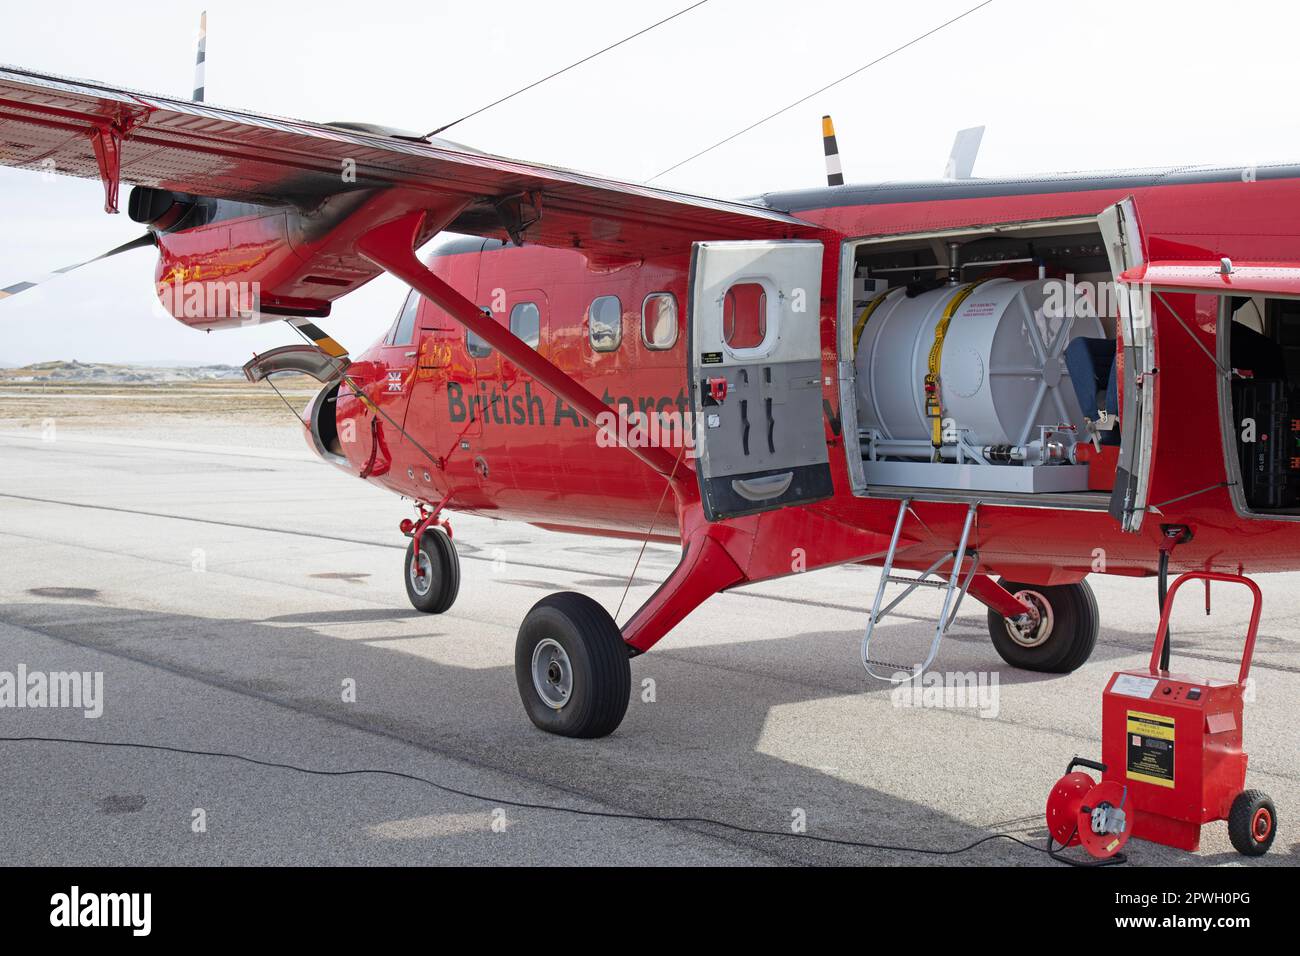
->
404, 529, 460, 614
1228, 789, 1277, 856
987, 577, 1098, 673
515, 592, 631, 738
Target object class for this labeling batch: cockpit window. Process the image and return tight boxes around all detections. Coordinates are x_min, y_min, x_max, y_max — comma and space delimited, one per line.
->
390, 291, 419, 346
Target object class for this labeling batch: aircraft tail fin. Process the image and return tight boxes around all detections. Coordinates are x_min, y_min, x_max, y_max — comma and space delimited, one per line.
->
943, 125, 984, 179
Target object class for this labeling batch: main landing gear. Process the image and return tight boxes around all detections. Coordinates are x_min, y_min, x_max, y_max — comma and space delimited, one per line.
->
514, 592, 631, 738
512, 530, 749, 738
986, 577, 1099, 673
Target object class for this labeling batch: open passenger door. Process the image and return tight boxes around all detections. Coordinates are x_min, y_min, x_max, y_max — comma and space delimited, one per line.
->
1099, 198, 1154, 531
688, 240, 834, 520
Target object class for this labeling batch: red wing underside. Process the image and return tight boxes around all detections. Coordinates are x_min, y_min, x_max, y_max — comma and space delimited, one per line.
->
0, 65, 812, 263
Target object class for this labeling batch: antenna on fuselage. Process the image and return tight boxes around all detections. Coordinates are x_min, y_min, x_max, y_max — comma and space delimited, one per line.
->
193, 11, 207, 102
822, 115, 844, 186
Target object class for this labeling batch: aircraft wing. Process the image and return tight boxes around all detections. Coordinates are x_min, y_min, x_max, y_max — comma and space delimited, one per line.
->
0, 65, 813, 259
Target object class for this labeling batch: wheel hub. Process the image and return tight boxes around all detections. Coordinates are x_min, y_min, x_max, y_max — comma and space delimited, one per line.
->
1005, 590, 1054, 648
1253, 807, 1273, 840
531, 638, 573, 710
409, 551, 433, 596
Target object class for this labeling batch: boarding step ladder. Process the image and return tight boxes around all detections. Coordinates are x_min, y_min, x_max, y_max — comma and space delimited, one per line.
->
861, 499, 980, 683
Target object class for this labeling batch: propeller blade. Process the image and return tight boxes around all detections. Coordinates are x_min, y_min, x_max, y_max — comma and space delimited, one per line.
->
193, 11, 207, 102
822, 115, 844, 187
0, 232, 156, 302
285, 317, 350, 360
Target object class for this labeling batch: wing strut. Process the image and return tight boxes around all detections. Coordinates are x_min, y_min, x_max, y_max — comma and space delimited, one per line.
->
355, 210, 689, 488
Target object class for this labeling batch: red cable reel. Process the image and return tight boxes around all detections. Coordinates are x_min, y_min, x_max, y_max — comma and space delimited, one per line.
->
1046, 757, 1133, 860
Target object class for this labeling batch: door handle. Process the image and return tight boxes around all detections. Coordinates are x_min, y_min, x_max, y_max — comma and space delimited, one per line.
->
703, 376, 728, 406
730, 472, 793, 502
405, 351, 418, 358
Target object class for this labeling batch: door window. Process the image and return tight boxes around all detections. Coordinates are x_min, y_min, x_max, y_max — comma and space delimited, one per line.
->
723, 282, 768, 351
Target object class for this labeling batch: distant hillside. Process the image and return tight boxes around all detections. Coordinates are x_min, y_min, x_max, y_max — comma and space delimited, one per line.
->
0, 360, 245, 384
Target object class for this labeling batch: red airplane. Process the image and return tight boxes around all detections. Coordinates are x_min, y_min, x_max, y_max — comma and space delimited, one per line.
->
4, 60, 1300, 740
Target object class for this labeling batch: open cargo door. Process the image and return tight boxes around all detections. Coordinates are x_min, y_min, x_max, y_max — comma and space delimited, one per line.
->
1099, 198, 1154, 531
688, 240, 834, 520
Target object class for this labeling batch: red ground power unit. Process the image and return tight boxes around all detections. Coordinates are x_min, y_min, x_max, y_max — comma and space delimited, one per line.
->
1099, 571, 1276, 856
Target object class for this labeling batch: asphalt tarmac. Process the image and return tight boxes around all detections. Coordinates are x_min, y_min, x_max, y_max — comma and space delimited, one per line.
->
1, 427, 1296, 866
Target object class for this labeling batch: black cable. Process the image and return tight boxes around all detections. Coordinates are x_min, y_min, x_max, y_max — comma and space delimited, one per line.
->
1046, 825, 1127, 868
423, 1, 710, 138
4, 735, 1065, 862
647, 0, 994, 182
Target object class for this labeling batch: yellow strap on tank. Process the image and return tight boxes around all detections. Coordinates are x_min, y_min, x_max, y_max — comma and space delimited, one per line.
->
924, 278, 993, 448
852, 286, 902, 354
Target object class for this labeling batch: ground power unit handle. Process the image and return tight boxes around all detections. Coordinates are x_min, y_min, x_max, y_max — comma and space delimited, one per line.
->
1066, 756, 1107, 776
1149, 571, 1262, 685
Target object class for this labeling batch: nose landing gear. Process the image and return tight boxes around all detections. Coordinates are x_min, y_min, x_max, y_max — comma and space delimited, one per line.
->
401, 504, 459, 614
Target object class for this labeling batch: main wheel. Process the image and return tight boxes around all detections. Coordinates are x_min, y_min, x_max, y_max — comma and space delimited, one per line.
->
986, 578, 1098, 673
404, 529, 459, 614
515, 592, 631, 738
1228, 790, 1276, 856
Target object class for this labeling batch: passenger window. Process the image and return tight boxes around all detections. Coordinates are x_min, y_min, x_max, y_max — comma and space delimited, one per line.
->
467, 330, 492, 358
589, 295, 622, 352
509, 301, 541, 349
467, 308, 492, 358
642, 293, 678, 350
391, 291, 419, 346
723, 283, 767, 350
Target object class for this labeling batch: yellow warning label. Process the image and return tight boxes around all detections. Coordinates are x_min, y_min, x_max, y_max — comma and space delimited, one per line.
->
1126, 710, 1175, 788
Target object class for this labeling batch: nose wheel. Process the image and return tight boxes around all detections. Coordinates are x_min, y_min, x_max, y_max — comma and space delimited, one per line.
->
515, 592, 631, 738
404, 528, 460, 614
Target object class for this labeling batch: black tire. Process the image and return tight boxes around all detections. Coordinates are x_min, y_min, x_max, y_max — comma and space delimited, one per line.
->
1228, 789, 1276, 856
986, 578, 1098, 673
515, 592, 631, 738
403, 529, 459, 614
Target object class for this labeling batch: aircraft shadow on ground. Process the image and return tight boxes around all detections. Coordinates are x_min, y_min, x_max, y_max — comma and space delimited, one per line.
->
0, 598, 1288, 867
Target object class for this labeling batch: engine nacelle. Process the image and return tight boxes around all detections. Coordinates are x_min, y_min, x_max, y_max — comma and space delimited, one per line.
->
129, 185, 444, 330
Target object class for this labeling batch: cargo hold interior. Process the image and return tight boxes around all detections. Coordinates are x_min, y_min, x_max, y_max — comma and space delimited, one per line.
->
838, 218, 1123, 507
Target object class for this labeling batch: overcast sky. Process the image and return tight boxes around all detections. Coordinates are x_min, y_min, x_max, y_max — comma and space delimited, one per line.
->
2, 0, 1298, 366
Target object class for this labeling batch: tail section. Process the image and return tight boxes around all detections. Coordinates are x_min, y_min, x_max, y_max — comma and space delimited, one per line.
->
943, 125, 984, 179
